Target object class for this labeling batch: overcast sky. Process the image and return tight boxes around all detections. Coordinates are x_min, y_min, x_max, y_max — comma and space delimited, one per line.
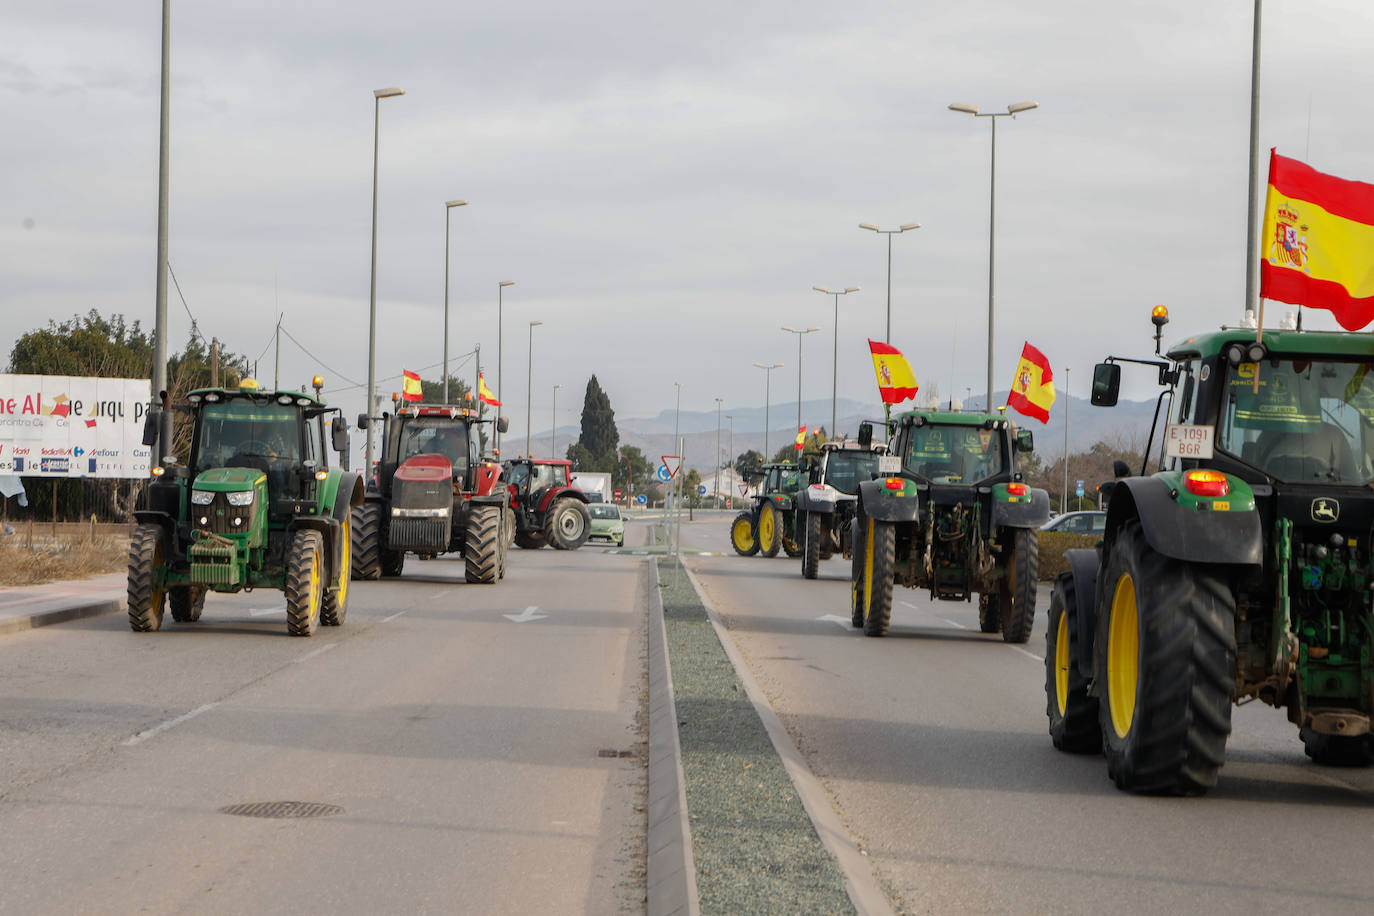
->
5, 1, 1374, 460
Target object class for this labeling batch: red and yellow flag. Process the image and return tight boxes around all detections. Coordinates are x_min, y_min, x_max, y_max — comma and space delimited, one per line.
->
1260, 150, 1374, 330
478, 373, 501, 407
795, 426, 806, 450
1006, 342, 1055, 424
868, 340, 919, 405
401, 369, 423, 402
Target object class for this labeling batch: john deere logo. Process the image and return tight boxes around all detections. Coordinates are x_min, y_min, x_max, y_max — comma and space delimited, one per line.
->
1311, 497, 1339, 523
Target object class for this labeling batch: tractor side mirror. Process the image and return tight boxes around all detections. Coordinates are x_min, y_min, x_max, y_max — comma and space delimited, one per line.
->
1113, 459, 1131, 478
141, 408, 160, 447
497, 416, 510, 434
356, 413, 370, 431
1091, 363, 1121, 407
1015, 429, 1034, 453
857, 421, 873, 450
332, 417, 350, 456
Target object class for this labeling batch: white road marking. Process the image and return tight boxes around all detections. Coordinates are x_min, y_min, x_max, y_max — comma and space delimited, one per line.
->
503, 606, 548, 623
381, 609, 408, 623
1010, 646, 1044, 662
294, 643, 338, 664
248, 606, 283, 617
900, 600, 918, 609
816, 614, 852, 629
942, 618, 968, 630
122, 702, 219, 747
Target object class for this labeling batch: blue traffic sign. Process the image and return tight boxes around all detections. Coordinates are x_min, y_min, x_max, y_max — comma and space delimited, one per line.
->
636, 493, 648, 505
655, 464, 671, 482
697, 485, 707, 495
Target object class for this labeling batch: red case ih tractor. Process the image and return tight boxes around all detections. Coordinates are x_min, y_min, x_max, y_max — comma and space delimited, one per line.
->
503, 458, 593, 550
352, 403, 511, 583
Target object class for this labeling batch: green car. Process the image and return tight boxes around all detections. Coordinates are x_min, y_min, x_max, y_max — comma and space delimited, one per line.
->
587, 503, 625, 546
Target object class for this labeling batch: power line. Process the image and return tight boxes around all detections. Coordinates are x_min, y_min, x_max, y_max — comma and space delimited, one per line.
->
165, 261, 208, 346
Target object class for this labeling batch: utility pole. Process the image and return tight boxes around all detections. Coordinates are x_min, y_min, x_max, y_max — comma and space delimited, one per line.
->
210, 337, 220, 388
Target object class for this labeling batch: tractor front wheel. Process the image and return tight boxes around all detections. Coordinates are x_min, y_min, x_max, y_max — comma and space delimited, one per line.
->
1301, 729, 1374, 766
1096, 520, 1235, 794
758, 502, 781, 557
850, 517, 866, 627
546, 498, 591, 550
128, 524, 167, 632
465, 504, 502, 583
515, 528, 547, 549
801, 511, 821, 579
169, 585, 206, 623
860, 519, 895, 637
285, 530, 324, 637
322, 514, 351, 626
380, 547, 405, 578
1045, 575, 1100, 753
978, 594, 1001, 633
1000, 527, 1039, 644
351, 502, 382, 580
730, 511, 759, 556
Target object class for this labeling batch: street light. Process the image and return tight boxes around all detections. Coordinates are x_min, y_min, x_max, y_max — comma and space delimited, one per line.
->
526, 320, 542, 456
552, 383, 560, 459
725, 414, 735, 508
1061, 366, 1071, 513
856, 224, 918, 344
813, 286, 860, 438
152, 0, 172, 458
496, 280, 514, 452
753, 362, 783, 457
714, 397, 723, 506
781, 327, 820, 446
948, 99, 1038, 410
442, 199, 468, 403
366, 86, 405, 473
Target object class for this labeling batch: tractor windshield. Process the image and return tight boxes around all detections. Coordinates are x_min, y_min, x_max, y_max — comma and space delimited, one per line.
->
764, 467, 800, 493
1218, 358, 1374, 483
194, 401, 301, 477
393, 419, 470, 473
824, 451, 879, 495
903, 424, 1006, 484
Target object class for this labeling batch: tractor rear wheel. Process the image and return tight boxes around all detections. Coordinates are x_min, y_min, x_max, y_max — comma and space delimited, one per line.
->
1000, 527, 1039, 644
1045, 575, 1100, 753
285, 530, 324, 637
730, 511, 759, 556
322, 514, 351, 626
861, 519, 895, 637
850, 517, 866, 627
465, 504, 502, 583
1301, 730, 1374, 766
978, 595, 1001, 633
127, 523, 167, 633
782, 513, 802, 558
169, 585, 206, 623
515, 530, 547, 549
802, 512, 821, 579
759, 502, 782, 557
1096, 520, 1234, 794
545, 498, 591, 550
351, 502, 382, 580
380, 547, 405, 578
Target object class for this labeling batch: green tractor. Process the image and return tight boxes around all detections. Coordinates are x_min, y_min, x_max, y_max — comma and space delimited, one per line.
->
128, 377, 362, 637
795, 442, 885, 579
1047, 308, 1374, 794
729, 462, 803, 557
850, 410, 1048, 641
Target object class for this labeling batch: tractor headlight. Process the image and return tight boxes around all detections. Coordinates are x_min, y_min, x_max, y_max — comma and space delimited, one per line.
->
226, 491, 255, 507
190, 490, 215, 505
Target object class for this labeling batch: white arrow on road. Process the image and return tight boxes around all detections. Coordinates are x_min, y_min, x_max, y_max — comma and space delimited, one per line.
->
503, 606, 548, 623
817, 614, 853, 629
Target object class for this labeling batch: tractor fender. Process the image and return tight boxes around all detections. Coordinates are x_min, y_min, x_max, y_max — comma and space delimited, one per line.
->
991, 486, 1051, 529
538, 485, 588, 513
796, 485, 838, 515
132, 509, 177, 545
1062, 547, 1101, 675
327, 472, 364, 576
857, 479, 921, 523
471, 463, 504, 498
1106, 475, 1262, 566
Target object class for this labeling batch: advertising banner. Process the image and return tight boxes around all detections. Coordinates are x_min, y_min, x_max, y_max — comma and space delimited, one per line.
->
0, 375, 153, 479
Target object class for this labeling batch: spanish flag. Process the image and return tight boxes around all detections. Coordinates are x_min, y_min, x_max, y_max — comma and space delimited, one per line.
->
868, 340, 919, 405
1007, 342, 1055, 424
478, 373, 501, 407
401, 369, 423, 402
795, 426, 806, 450
1261, 150, 1374, 330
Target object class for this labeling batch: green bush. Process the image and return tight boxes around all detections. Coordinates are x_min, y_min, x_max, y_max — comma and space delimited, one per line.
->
1037, 531, 1099, 581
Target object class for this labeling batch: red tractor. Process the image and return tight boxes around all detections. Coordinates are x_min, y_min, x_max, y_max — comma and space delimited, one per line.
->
352, 403, 511, 583
504, 458, 593, 550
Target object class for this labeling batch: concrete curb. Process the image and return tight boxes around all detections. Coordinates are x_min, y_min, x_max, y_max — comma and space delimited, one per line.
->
0, 596, 124, 636
679, 560, 897, 916
645, 559, 700, 916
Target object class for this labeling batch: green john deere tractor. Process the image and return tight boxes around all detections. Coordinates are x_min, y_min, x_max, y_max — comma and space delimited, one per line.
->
1046, 308, 1374, 794
129, 377, 362, 637
850, 411, 1049, 641
730, 462, 803, 557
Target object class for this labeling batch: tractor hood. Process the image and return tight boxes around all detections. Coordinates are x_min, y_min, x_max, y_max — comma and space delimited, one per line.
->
393, 454, 454, 512
194, 467, 265, 492
395, 453, 454, 482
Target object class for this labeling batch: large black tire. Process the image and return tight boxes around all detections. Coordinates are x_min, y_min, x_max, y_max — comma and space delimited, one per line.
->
730, 511, 759, 556
545, 498, 591, 550
169, 585, 206, 623
515, 530, 547, 549
978, 594, 1001, 633
465, 504, 502, 583
850, 517, 866, 628
1000, 527, 1039, 644
128, 523, 167, 632
758, 501, 782, 557
1096, 520, 1235, 794
861, 519, 895, 637
1301, 730, 1374, 766
321, 513, 351, 626
782, 520, 802, 559
285, 529, 324, 637
380, 546, 405, 578
801, 512, 821, 579
1045, 574, 1101, 753
351, 502, 382, 580
499, 508, 510, 579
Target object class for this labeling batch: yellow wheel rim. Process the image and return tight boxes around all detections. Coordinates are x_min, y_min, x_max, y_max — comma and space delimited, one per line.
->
759, 504, 775, 551
862, 518, 875, 615
307, 545, 322, 624
732, 518, 754, 551
1107, 572, 1139, 738
1055, 610, 1070, 716
336, 517, 351, 604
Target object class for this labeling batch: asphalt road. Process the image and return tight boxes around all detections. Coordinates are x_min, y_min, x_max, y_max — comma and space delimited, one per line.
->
683, 516, 1374, 915
0, 536, 649, 915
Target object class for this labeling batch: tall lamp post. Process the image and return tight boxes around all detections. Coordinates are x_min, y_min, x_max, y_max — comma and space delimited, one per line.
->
856, 224, 918, 343
495, 280, 515, 452
948, 100, 1038, 411
753, 362, 783, 457
442, 199, 468, 403
366, 86, 405, 473
526, 320, 542, 456
725, 414, 735, 507
714, 397, 723, 506
781, 327, 820, 445
552, 383, 560, 459
812, 286, 860, 439
152, 0, 172, 457
1061, 366, 1071, 514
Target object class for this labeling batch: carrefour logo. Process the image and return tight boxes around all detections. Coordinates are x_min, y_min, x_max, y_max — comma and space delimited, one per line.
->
74, 446, 85, 457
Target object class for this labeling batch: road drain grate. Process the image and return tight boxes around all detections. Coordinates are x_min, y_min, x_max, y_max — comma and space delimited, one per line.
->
219, 801, 344, 819
598, 748, 636, 758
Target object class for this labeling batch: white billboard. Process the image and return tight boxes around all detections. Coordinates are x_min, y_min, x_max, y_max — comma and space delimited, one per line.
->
0, 374, 153, 479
